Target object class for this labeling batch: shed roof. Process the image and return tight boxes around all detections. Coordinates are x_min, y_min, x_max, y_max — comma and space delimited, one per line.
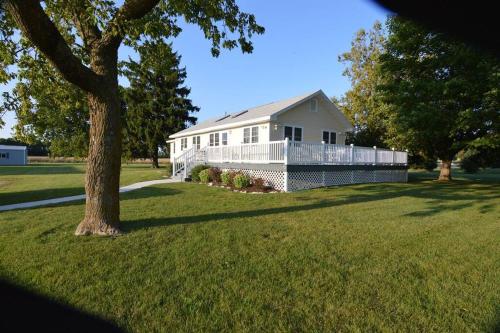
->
0, 145, 27, 151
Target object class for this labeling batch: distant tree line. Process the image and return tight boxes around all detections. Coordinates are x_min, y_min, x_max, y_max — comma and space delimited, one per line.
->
336, 16, 499, 180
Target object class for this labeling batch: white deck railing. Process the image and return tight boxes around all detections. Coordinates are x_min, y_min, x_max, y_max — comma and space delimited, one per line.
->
201, 139, 407, 165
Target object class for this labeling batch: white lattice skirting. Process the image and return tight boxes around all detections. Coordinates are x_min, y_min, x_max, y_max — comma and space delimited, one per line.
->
287, 169, 407, 192
211, 163, 407, 192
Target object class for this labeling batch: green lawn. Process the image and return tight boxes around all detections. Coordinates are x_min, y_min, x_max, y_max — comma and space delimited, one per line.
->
0, 163, 168, 205
0, 169, 499, 332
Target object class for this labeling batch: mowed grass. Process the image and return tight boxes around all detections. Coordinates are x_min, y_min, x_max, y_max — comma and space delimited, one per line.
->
0, 163, 168, 205
0, 169, 499, 332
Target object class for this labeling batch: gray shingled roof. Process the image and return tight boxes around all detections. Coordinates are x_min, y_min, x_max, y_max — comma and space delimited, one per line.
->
170, 90, 319, 138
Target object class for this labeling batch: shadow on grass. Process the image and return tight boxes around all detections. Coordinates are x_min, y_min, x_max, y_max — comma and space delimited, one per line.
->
0, 185, 181, 210
123, 177, 499, 232
0, 187, 86, 206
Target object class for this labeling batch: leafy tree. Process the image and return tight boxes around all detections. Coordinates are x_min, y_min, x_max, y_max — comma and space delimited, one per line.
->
4, 55, 89, 157
379, 16, 499, 181
1, 0, 264, 235
121, 41, 198, 168
337, 21, 389, 147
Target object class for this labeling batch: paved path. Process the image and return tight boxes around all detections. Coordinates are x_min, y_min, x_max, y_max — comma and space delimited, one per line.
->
0, 178, 179, 212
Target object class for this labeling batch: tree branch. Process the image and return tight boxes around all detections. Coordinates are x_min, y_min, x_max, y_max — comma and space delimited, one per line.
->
6, 0, 100, 93
101, 0, 161, 48
71, 1, 102, 52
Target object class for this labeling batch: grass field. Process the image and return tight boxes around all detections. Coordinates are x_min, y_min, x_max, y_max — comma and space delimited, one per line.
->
0, 163, 169, 205
0, 168, 499, 332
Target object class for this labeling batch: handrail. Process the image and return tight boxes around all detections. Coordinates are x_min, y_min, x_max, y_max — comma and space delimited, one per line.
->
199, 140, 408, 166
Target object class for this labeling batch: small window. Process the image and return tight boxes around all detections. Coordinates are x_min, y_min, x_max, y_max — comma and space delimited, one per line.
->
322, 131, 336, 144
294, 128, 302, 142
210, 133, 220, 146
322, 131, 329, 143
243, 128, 250, 144
180, 138, 187, 150
284, 126, 302, 142
330, 132, 337, 144
310, 98, 318, 112
251, 126, 259, 143
192, 136, 200, 149
221, 132, 228, 146
284, 126, 293, 140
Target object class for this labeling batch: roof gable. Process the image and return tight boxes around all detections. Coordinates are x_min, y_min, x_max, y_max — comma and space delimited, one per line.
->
170, 90, 353, 138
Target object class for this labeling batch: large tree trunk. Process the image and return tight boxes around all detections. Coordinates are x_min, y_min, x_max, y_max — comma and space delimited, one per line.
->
75, 46, 122, 236
151, 148, 160, 168
438, 160, 452, 181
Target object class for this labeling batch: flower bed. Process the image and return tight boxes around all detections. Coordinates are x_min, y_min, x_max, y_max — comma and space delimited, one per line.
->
197, 168, 277, 193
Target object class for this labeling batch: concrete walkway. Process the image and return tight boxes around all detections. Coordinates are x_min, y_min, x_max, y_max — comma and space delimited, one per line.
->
0, 178, 179, 212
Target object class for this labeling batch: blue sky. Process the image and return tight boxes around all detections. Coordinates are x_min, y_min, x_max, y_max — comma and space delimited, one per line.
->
0, 0, 389, 138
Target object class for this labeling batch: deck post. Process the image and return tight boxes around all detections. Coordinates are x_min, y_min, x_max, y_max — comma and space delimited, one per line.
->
183, 155, 187, 180
373, 146, 377, 165
321, 141, 326, 164
172, 156, 176, 175
284, 138, 289, 165
392, 147, 395, 165
240, 144, 243, 163
350, 143, 354, 165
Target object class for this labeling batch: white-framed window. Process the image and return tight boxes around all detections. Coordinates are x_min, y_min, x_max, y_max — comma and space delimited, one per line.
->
322, 131, 337, 144
284, 126, 302, 142
310, 98, 318, 112
243, 126, 258, 143
192, 136, 200, 149
243, 128, 250, 144
221, 132, 228, 145
180, 138, 187, 150
251, 127, 259, 143
209, 133, 220, 146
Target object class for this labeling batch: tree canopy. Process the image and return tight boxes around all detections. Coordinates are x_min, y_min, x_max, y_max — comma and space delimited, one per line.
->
378, 16, 500, 180
336, 21, 389, 147
122, 41, 199, 167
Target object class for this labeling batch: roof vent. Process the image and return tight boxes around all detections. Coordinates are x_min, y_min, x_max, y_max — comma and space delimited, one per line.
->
231, 110, 248, 118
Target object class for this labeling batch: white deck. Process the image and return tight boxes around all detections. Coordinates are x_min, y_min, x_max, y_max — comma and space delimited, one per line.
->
172, 139, 407, 179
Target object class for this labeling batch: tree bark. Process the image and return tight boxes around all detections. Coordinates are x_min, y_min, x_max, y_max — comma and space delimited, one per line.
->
438, 160, 452, 181
151, 148, 160, 168
75, 46, 122, 236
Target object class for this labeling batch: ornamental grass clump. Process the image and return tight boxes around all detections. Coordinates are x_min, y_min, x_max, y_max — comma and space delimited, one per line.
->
191, 165, 210, 182
198, 169, 210, 184
233, 173, 251, 189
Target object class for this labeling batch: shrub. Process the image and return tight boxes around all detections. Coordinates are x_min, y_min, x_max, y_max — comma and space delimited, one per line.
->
198, 169, 210, 183
208, 167, 222, 183
460, 156, 480, 173
221, 171, 232, 186
191, 164, 210, 182
252, 177, 265, 190
233, 173, 251, 189
423, 159, 437, 172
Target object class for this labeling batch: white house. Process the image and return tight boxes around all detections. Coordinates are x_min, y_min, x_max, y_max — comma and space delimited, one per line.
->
168, 90, 408, 192
169, 90, 353, 158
